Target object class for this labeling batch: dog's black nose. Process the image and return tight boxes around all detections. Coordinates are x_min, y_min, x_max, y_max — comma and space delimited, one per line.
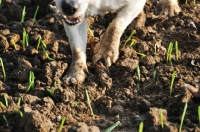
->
61, 1, 78, 15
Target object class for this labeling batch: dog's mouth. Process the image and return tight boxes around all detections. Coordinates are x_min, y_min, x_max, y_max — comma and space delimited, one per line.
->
63, 15, 82, 26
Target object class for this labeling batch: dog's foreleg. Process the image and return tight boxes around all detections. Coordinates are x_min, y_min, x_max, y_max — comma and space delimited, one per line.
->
93, 1, 146, 67
62, 19, 88, 84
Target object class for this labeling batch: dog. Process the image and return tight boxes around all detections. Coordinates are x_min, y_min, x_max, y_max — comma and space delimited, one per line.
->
55, 0, 180, 84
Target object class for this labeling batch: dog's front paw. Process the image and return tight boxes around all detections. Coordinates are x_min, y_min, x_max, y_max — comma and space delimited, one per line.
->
93, 42, 119, 67
62, 62, 88, 85
160, 0, 180, 17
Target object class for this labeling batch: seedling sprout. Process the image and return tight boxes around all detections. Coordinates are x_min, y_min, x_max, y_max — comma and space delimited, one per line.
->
11, 39, 17, 49
33, 6, 39, 23
124, 30, 136, 46
136, 52, 146, 57
88, 27, 94, 37
0, 101, 7, 109
0, 57, 6, 82
14, 110, 23, 117
85, 90, 94, 117
21, 6, 26, 23
159, 109, 164, 129
3, 94, 8, 107
170, 71, 176, 96
2, 115, 8, 125
105, 121, 120, 132
36, 36, 41, 50
139, 121, 144, 132
46, 88, 58, 102
25, 71, 35, 93
58, 116, 66, 132
41, 40, 54, 61
137, 64, 141, 81
17, 97, 22, 106
22, 28, 26, 48
25, 33, 29, 46
179, 103, 188, 132
166, 42, 173, 65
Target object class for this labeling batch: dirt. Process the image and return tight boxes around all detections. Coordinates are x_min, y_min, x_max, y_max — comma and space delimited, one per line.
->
0, 0, 200, 132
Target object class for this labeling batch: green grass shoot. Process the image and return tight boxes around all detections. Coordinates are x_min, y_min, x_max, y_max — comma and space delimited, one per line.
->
22, 28, 26, 48
11, 39, 17, 49
166, 42, 173, 65
25, 33, 29, 46
58, 116, 66, 132
170, 71, 176, 96
139, 122, 144, 132
0, 57, 6, 82
0, 0, 2, 5
41, 40, 54, 61
136, 52, 146, 57
33, 6, 39, 23
105, 121, 120, 132
0, 101, 7, 109
198, 106, 200, 126
73, 101, 80, 105
46, 88, 58, 102
85, 90, 94, 117
154, 43, 157, 55
88, 27, 94, 37
36, 36, 41, 50
175, 41, 178, 60
124, 30, 136, 45
179, 103, 188, 132
21, 6, 26, 23
14, 110, 23, 117
54, 81, 57, 89
159, 109, 164, 129
17, 97, 22, 106
25, 71, 35, 93
153, 70, 156, 79
2, 115, 8, 125
3, 94, 8, 107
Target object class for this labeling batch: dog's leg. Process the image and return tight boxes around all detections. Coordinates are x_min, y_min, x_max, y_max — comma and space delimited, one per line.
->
93, 1, 146, 67
62, 19, 88, 84
160, 0, 180, 17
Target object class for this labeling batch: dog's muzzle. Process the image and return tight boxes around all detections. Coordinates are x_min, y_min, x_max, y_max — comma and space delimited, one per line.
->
61, 0, 82, 25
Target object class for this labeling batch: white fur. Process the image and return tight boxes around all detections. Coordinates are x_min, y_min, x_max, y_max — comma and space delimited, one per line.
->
55, 0, 180, 84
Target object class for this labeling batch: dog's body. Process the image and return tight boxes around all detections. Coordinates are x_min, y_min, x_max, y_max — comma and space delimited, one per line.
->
55, 0, 180, 84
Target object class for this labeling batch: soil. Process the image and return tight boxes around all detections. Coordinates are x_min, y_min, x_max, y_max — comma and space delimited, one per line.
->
0, 0, 200, 132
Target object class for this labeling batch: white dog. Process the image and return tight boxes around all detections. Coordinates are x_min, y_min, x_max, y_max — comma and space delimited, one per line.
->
55, 0, 180, 84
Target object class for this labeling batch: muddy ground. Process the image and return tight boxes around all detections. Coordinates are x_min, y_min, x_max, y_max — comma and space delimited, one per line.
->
0, 0, 200, 132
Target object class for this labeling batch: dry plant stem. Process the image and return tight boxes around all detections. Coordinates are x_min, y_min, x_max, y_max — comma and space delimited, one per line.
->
85, 90, 94, 118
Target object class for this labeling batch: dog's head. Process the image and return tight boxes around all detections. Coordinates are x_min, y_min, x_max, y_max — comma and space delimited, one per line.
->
56, 0, 89, 25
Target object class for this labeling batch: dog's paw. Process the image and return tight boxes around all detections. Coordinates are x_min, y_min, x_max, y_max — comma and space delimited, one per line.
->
93, 42, 119, 67
62, 62, 88, 85
160, 0, 180, 17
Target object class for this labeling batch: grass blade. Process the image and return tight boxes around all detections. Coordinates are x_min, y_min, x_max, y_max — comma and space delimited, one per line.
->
85, 90, 94, 117
2, 115, 8, 125
179, 103, 188, 132
17, 97, 22, 106
139, 122, 144, 132
0, 101, 7, 109
3, 94, 8, 107
21, 6, 26, 23
159, 109, 164, 129
58, 116, 66, 132
33, 6, 39, 23
105, 121, 120, 132
170, 71, 176, 96
175, 41, 178, 60
0, 57, 6, 82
